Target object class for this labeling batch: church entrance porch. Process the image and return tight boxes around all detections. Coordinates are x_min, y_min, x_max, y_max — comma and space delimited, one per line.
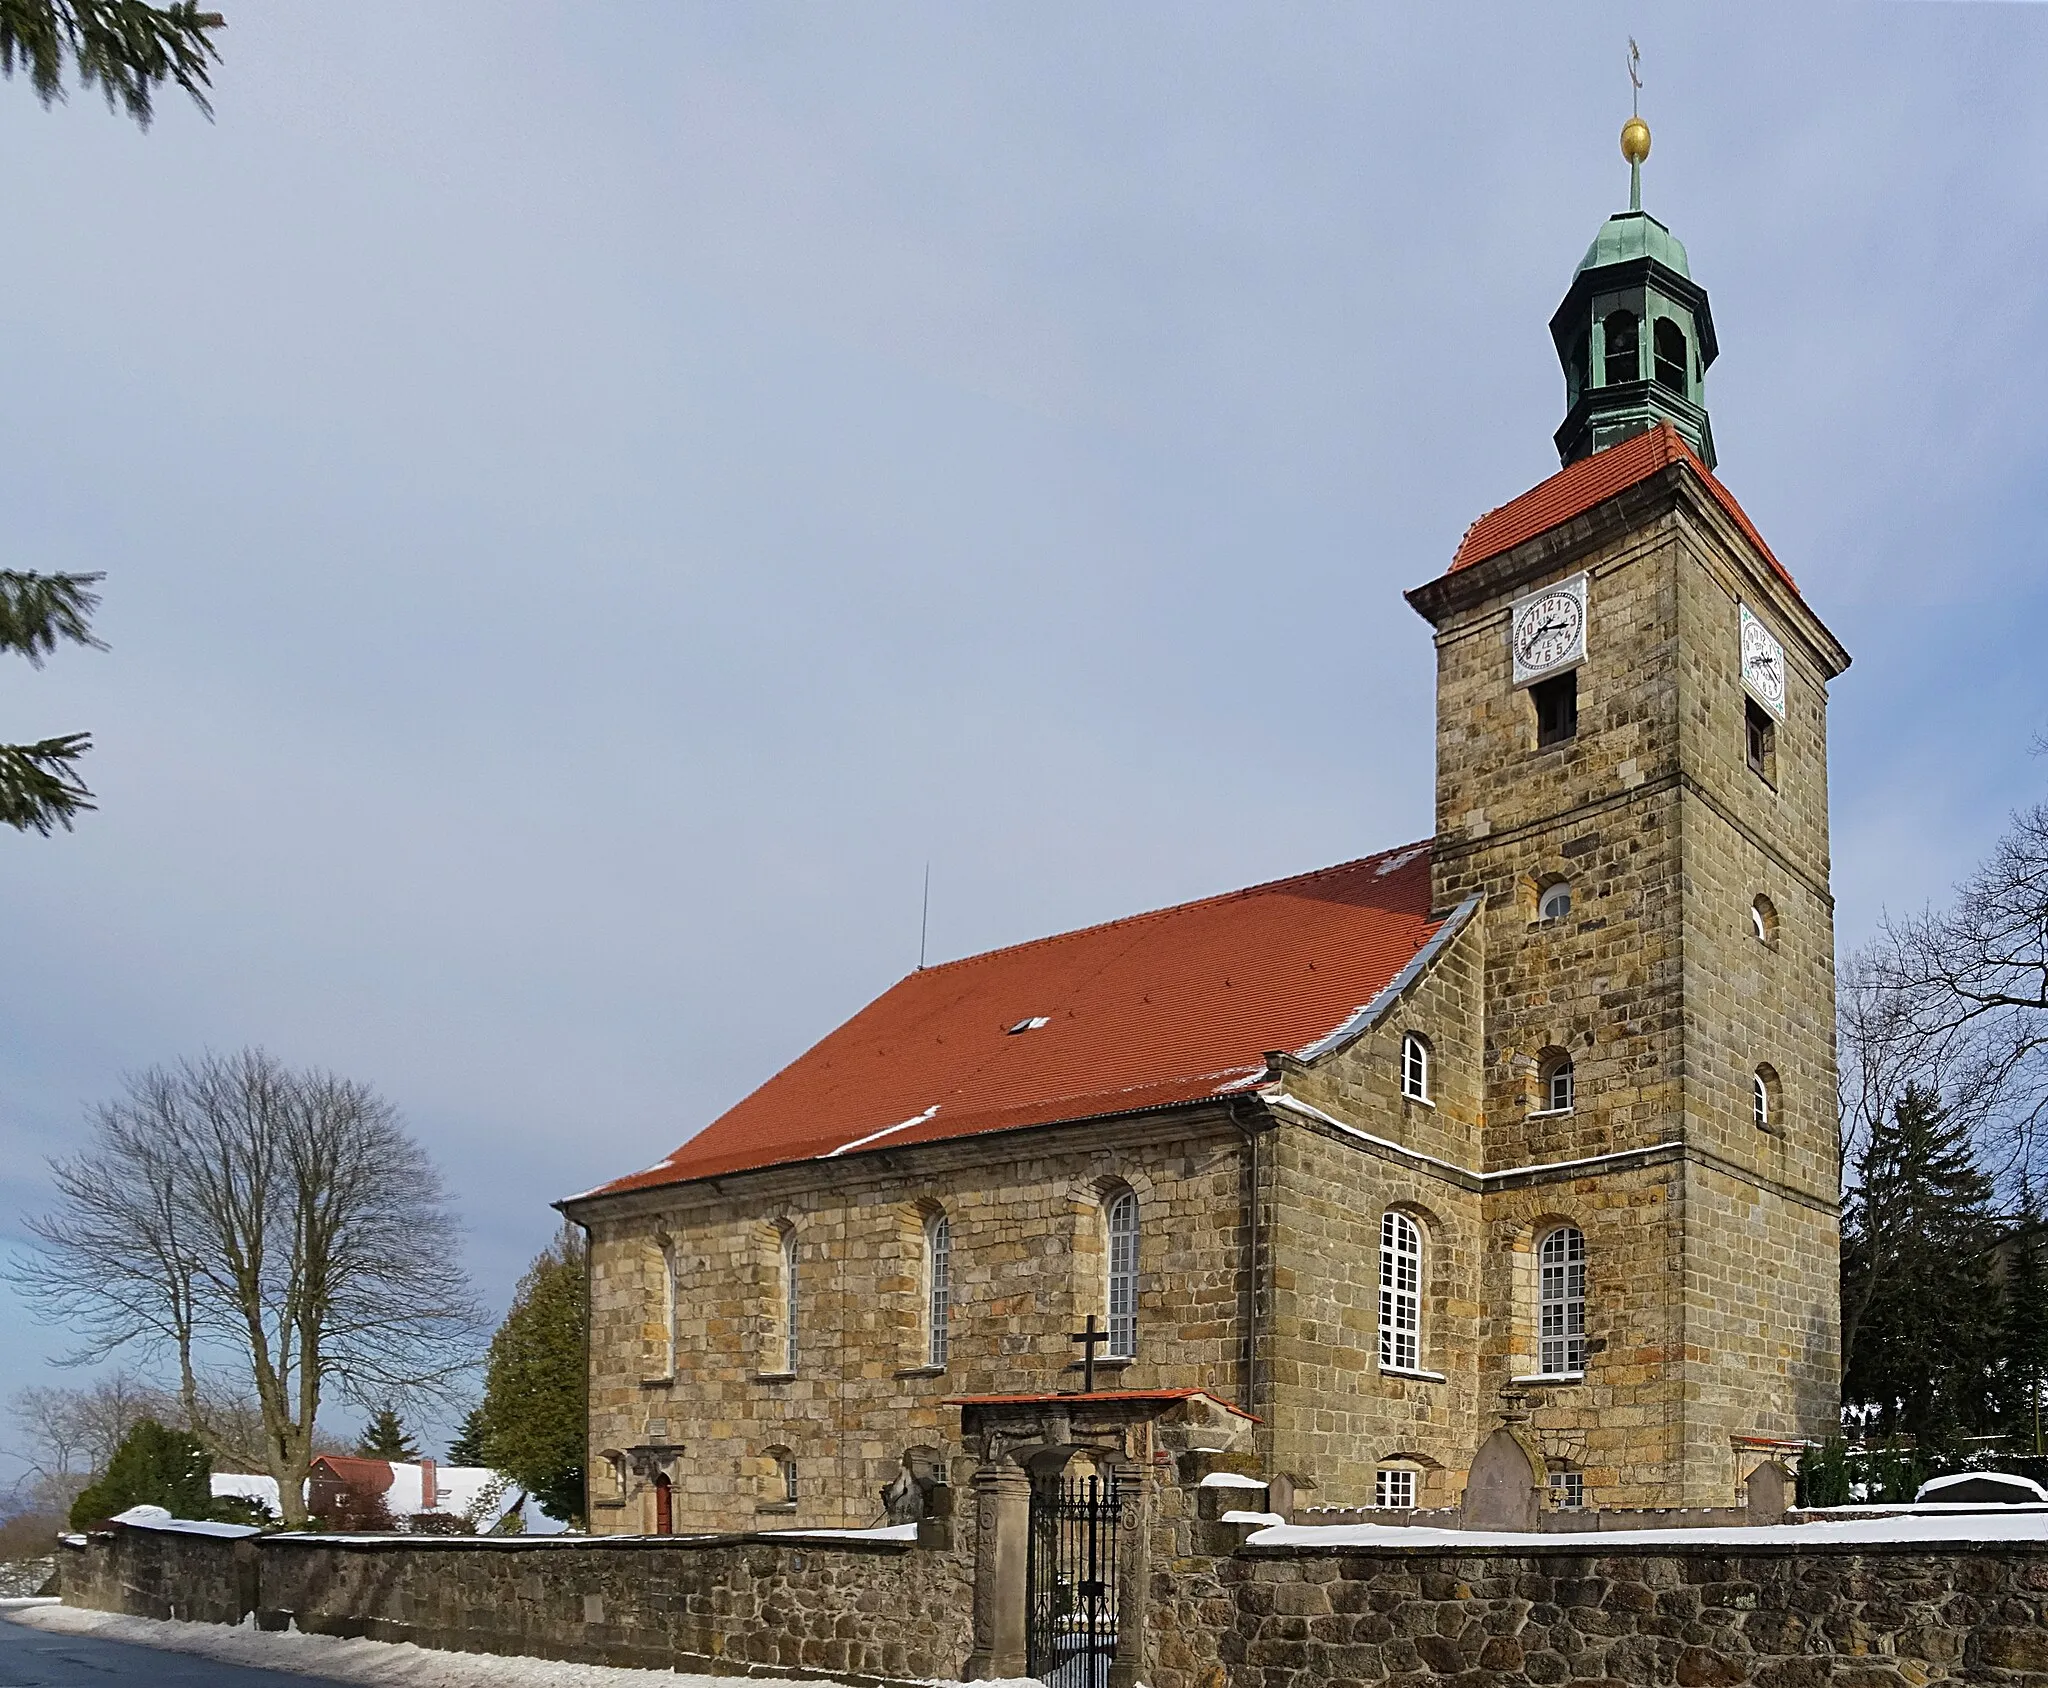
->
951, 1387, 1257, 1686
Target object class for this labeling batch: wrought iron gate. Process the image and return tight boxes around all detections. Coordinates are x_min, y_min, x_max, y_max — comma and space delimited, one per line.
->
1026, 1473, 1123, 1688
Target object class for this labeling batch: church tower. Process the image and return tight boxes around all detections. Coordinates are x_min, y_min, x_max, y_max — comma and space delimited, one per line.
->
1408, 116, 1851, 1504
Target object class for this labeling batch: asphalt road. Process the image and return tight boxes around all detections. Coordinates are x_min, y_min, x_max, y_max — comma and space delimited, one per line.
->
0, 1610, 347, 1686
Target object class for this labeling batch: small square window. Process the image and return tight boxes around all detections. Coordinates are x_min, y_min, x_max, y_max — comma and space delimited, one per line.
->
1549, 1471, 1585, 1509
1375, 1467, 1417, 1509
1745, 699, 1776, 784
1533, 672, 1578, 747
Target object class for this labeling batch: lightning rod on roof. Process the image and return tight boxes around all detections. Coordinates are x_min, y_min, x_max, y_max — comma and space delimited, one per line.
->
919, 862, 931, 971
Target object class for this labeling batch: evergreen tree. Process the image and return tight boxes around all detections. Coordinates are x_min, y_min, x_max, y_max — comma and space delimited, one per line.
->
354, 1406, 420, 1462
479, 1225, 587, 1526
67, 1418, 210, 1528
1841, 1083, 2001, 1445
446, 1406, 487, 1467
0, 571, 102, 834
0, 2, 223, 127
1995, 1207, 2048, 1454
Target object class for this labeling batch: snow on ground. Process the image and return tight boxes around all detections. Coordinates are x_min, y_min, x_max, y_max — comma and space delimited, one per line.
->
1245, 1508, 2048, 1552
3, 1603, 1039, 1687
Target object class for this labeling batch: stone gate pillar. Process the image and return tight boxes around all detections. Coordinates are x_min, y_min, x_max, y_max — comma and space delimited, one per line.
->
964, 1459, 1031, 1679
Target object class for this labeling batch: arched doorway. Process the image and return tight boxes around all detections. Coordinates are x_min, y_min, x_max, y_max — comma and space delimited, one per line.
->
652, 1471, 673, 1536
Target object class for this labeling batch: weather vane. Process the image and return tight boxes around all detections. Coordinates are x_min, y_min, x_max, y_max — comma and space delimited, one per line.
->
1621, 38, 1651, 212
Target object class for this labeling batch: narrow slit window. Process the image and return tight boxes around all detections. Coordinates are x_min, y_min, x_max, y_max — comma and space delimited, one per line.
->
1653, 318, 1688, 394
1533, 671, 1578, 747
783, 1457, 799, 1504
1602, 309, 1640, 386
1538, 1227, 1587, 1375
1106, 1191, 1139, 1359
1378, 1211, 1423, 1372
1754, 1066, 1780, 1133
1746, 699, 1776, 783
927, 1214, 951, 1368
782, 1231, 800, 1374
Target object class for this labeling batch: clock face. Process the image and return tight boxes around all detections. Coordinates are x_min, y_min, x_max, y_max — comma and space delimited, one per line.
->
1511, 575, 1588, 684
1740, 606, 1787, 718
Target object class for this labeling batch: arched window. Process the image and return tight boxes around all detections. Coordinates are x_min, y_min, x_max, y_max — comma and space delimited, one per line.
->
926, 1213, 952, 1368
1653, 317, 1688, 394
1378, 1211, 1423, 1372
1400, 1033, 1431, 1103
1540, 1054, 1575, 1114
1602, 309, 1640, 386
1539, 881, 1572, 922
652, 1471, 673, 1535
781, 1229, 800, 1374
1538, 1226, 1587, 1375
1105, 1191, 1139, 1359
1751, 894, 1778, 946
1754, 1065, 1780, 1132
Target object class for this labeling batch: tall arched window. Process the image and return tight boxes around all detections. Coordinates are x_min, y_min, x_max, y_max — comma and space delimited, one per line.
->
1106, 1190, 1139, 1359
1653, 317, 1688, 394
1378, 1211, 1423, 1372
659, 1243, 678, 1376
926, 1213, 952, 1368
781, 1229, 800, 1374
1602, 309, 1640, 386
1400, 1033, 1431, 1103
1538, 1226, 1587, 1375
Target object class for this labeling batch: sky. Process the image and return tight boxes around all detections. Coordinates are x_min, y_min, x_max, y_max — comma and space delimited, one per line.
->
1, 3, 2045, 1464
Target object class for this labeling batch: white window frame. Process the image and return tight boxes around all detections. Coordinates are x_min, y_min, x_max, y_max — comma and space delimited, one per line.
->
1378, 1211, 1423, 1372
1539, 882, 1572, 921
1375, 1467, 1416, 1509
1546, 1057, 1574, 1114
1106, 1191, 1139, 1359
1400, 1033, 1431, 1104
1538, 1226, 1587, 1376
1549, 1470, 1585, 1509
926, 1214, 951, 1368
783, 1457, 799, 1503
1753, 1069, 1776, 1131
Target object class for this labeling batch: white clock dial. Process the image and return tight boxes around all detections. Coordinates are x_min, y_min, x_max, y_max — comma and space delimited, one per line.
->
1739, 606, 1787, 719
1511, 575, 1587, 684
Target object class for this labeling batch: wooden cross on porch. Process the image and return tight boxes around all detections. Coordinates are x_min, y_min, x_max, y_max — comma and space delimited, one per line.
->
1070, 1314, 1110, 1393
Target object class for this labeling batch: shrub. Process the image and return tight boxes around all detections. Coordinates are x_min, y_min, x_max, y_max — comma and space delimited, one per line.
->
310, 1483, 395, 1533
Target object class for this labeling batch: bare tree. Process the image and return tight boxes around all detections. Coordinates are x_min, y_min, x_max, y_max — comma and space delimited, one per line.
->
5, 1372, 168, 1514
10, 1050, 481, 1526
1856, 800, 2048, 1197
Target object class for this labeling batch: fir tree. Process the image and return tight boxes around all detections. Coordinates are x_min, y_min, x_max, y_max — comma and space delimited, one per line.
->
0, 2, 223, 128
68, 1418, 210, 1528
1995, 1205, 2048, 1454
479, 1224, 587, 1526
0, 570, 102, 834
354, 1407, 420, 1462
446, 1406, 487, 1468
1841, 1082, 2001, 1445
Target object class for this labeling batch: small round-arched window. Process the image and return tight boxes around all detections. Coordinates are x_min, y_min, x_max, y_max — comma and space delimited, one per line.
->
1753, 1065, 1781, 1132
1539, 882, 1572, 922
1539, 1052, 1575, 1114
1400, 1033, 1431, 1103
1751, 895, 1778, 946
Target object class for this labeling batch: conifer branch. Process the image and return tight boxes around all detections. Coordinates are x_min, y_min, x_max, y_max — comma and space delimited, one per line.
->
0, 732, 95, 834
0, 569, 104, 666
0, 1, 223, 127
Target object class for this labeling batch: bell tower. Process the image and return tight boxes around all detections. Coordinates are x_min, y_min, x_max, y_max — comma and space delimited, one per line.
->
1550, 112, 1718, 468
1408, 110, 1852, 1506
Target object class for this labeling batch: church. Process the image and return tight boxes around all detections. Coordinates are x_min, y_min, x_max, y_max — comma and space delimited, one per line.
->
560, 122, 1849, 1534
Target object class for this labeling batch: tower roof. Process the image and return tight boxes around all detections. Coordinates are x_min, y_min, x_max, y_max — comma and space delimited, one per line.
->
1577, 209, 1691, 279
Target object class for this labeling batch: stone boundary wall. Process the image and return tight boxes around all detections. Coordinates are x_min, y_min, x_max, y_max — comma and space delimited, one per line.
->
59, 1525, 973, 1685
1156, 1536, 2048, 1688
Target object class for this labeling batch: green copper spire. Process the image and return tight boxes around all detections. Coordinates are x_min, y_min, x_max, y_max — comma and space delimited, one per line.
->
1549, 104, 1718, 468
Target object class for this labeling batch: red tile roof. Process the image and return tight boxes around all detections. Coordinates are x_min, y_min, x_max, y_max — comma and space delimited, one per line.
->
581, 843, 1443, 1197
1449, 423, 1797, 593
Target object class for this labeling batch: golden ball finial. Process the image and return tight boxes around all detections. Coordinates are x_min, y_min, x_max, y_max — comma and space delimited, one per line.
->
1621, 115, 1651, 166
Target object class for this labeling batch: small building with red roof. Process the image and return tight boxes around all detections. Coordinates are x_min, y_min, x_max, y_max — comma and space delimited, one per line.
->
561, 161, 1852, 1538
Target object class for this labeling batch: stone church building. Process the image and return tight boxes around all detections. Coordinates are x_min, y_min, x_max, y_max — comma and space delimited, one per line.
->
561, 174, 1850, 1535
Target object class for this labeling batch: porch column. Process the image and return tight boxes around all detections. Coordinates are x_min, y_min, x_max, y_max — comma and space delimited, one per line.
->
1108, 1458, 1152, 1688
965, 1459, 1032, 1679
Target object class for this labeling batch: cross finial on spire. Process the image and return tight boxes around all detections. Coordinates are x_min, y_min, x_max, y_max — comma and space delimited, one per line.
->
1621, 38, 1651, 212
